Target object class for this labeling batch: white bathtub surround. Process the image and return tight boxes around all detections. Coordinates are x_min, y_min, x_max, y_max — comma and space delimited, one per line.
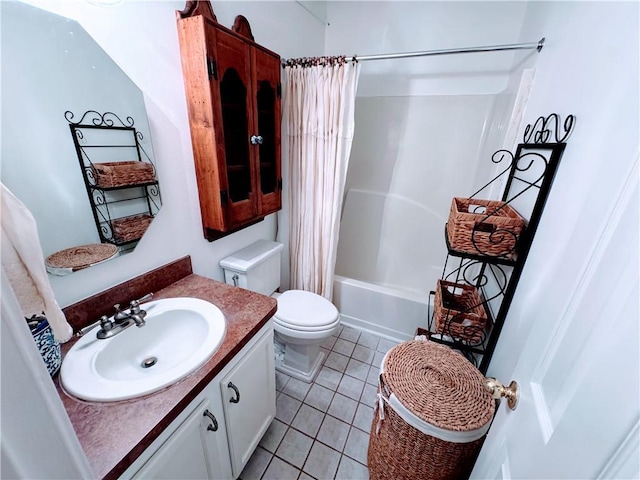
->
284, 58, 361, 300
333, 93, 512, 340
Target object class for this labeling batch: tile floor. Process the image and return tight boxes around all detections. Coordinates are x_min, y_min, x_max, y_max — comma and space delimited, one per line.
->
239, 325, 399, 480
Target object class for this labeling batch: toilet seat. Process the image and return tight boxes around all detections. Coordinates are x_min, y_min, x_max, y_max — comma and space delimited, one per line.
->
275, 316, 341, 333
273, 290, 339, 331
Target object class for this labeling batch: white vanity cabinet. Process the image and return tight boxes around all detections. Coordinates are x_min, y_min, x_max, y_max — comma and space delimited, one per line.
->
121, 322, 275, 480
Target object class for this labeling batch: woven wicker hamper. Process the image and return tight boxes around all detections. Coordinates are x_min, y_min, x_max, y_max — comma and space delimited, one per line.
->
368, 341, 494, 480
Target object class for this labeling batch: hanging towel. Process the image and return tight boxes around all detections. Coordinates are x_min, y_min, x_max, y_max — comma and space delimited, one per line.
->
1, 183, 73, 342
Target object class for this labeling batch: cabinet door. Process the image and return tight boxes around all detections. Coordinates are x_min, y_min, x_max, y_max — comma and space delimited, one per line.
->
214, 26, 257, 229
132, 398, 225, 480
251, 47, 282, 217
220, 328, 275, 478
178, 17, 226, 234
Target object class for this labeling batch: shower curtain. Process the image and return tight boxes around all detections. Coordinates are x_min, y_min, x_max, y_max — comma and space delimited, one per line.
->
284, 56, 360, 300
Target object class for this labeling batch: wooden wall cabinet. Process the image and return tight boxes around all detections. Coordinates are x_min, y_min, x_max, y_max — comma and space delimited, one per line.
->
176, 1, 282, 241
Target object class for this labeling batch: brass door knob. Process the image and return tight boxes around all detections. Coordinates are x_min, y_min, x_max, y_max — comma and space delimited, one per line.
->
485, 377, 519, 410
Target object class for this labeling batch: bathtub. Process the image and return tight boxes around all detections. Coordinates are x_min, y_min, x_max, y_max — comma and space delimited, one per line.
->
332, 276, 431, 341
332, 189, 446, 340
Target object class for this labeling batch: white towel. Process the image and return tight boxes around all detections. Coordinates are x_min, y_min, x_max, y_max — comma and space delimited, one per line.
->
1, 184, 73, 342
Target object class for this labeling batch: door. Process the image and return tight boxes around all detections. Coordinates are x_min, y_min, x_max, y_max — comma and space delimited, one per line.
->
213, 26, 256, 228
472, 168, 639, 478
251, 46, 281, 217
132, 398, 225, 480
221, 328, 276, 478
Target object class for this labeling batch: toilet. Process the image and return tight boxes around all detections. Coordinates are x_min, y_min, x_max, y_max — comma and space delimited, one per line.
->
220, 240, 340, 383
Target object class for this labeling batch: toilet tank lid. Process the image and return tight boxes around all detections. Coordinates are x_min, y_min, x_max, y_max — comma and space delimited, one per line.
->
219, 240, 284, 272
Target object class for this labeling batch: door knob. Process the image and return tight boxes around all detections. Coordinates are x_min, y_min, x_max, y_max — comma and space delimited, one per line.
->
485, 377, 519, 410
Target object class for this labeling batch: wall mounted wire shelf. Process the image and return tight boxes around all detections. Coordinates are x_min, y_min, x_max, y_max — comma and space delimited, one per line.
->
66, 110, 161, 247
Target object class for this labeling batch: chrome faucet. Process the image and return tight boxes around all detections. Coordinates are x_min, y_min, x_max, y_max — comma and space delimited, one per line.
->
88, 293, 153, 340
114, 293, 153, 327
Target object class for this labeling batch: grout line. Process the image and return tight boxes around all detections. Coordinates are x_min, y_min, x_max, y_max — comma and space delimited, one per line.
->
258, 324, 375, 479
257, 449, 276, 480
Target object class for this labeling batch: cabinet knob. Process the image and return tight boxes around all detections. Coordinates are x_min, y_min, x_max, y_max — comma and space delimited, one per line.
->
250, 135, 264, 145
227, 382, 240, 403
203, 409, 218, 431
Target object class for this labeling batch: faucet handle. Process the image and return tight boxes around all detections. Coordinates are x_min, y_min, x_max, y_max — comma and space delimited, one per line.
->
130, 293, 153, 310
99, 315, 114, 332
113, 303, 129, 323
136, 293, 153, 304
130, 293, 153, 314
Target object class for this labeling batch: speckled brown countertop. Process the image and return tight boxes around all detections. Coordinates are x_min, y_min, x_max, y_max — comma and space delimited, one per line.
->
55, 273, 277, 479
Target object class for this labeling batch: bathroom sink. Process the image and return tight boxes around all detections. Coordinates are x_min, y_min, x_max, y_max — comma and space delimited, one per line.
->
60, 297, 226, 402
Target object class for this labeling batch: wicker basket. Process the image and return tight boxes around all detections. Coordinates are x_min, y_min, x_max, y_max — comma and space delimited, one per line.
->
368, 341, 495, 480
434, 280, 487, 343
112, 214, 153, 242
92, 161, 155, 188
45, 244, 118, 273
447, 197, 525, 259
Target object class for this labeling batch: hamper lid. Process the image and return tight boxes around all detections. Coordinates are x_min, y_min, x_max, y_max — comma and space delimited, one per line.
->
381, 341, 494, 433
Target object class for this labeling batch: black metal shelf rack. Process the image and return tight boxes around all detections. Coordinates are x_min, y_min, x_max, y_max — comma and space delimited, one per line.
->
66, 110, 161, 247
426, 113, 575, 373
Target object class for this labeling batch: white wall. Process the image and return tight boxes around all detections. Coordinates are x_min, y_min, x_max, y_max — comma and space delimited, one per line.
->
486, 1, 639, 378
324, 1, 530, 97
7, 0, 325, 307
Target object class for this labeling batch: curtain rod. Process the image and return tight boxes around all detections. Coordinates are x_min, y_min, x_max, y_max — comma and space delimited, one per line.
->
282, 38, 544, 65
353, 38, 544, 62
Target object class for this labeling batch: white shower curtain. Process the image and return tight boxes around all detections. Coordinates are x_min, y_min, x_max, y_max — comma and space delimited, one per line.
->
284, 57, 360, 300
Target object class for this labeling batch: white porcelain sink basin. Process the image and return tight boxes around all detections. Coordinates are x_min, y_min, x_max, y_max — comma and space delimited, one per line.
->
61, 297, 226, 402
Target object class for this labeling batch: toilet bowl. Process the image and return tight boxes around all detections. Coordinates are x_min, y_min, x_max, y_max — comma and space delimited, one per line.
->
272, 290, 340, 382
220, 240, 341, 383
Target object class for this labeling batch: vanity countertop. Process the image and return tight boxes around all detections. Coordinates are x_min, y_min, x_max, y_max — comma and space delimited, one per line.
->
55, 273, 277, 480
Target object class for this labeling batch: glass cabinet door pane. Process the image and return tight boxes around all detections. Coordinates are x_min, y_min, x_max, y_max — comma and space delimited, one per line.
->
256, 80, 277, 195
220, 68, 251, 202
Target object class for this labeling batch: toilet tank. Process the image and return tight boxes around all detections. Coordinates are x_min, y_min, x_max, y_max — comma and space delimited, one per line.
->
219, 240, 284, 295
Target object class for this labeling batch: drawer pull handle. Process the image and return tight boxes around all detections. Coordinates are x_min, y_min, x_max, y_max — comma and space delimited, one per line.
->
227, 382, 240, 403
203, 409, 218, 431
